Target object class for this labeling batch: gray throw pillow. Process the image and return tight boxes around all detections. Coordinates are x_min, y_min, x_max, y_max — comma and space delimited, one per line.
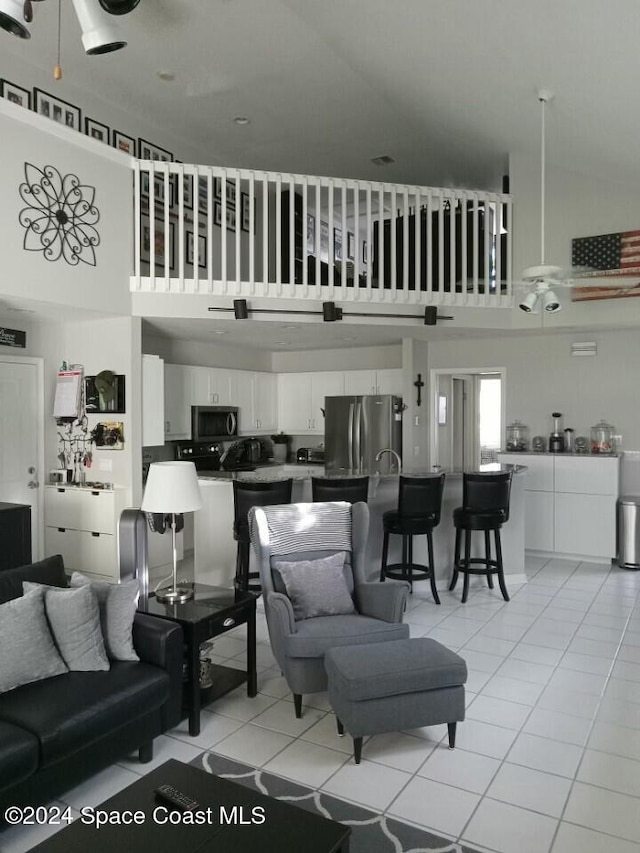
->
273, 553, 356, 620
0, 588, 68, 692
24, 582, 110, 672
70, 573, 139, 661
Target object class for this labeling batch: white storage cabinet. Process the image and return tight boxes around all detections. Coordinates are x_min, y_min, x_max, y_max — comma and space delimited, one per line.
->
44, 486, 128, 583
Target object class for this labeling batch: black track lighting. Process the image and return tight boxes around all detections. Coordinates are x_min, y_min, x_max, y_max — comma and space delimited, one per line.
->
322, 302, 343, 322
233, 299, 249, 319
98, 0, 140, 13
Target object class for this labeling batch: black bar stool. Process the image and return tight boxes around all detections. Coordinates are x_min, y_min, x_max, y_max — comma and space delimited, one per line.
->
311, 476, 369, 504
380, 474, 445, 604
449, 471, 512, 604
233, 479, 293, 592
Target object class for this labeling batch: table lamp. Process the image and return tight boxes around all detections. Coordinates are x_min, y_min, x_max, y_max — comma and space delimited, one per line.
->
141, 461, 202, 603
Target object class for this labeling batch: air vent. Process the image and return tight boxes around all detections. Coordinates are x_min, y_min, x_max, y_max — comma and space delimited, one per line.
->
571, 341, 597, 357
370, 155, 395, 166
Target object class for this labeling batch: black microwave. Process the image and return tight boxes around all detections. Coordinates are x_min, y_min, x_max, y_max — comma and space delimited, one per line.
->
191, 406, 238, 442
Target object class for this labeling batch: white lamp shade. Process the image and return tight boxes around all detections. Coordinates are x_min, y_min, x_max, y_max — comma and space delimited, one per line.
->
141, 461, 202, 514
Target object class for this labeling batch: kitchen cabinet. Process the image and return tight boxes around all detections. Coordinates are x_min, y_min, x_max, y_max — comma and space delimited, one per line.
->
278, 371, 344, 433
254, 372, 278, 431
164, 363, 190, 439
343, 369, 402, 396
187, 366, 233, 406
142, 354, 165, 447
497, 453, 619, 561
44, 486, 127, 583
233, 371, 278, 434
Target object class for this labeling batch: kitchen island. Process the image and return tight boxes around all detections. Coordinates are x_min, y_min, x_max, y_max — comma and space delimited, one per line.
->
194, 464, 527, 593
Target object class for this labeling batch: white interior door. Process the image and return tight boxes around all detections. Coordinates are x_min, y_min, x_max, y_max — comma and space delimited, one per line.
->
0, 358, 43, 559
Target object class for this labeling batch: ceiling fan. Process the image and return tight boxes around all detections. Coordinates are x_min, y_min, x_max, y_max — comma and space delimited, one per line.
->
516, 90, 640, 313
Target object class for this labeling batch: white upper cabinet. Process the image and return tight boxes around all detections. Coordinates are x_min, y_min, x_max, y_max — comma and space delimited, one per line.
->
343, 369, 402, 396
209, 368, 233, 405
343, 370, 377, 396
164, 363, 190, 439
142, 354, 165, 447
310, 372, 344, 432
375, 369, 403, 395
278, 372, 343, 433
254, 372, 278, 432
278, 374, 313, 433
232, 370, 255, 433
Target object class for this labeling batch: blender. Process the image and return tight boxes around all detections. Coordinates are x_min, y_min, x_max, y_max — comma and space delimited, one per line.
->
549, 412, 565, 453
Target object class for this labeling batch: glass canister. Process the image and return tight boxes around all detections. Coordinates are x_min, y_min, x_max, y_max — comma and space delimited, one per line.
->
505, 420, 530, 452
590, 420, 616, 454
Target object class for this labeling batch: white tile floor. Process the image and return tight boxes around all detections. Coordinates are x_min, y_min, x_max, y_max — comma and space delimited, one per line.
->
3, 555, 640, 853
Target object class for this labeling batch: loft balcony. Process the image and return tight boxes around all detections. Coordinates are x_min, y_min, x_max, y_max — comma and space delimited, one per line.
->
130, 162, 512, 310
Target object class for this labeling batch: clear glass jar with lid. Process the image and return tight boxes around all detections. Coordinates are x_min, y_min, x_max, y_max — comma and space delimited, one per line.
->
590, 420, 616, 454
505, 420, 530, 452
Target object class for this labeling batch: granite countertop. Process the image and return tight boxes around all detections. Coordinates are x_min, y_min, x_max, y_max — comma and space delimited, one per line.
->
500, 451, 620, 458
197, 462, 526, 483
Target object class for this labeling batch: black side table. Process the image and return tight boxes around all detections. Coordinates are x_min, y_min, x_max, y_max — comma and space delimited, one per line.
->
141, 584, 257, 736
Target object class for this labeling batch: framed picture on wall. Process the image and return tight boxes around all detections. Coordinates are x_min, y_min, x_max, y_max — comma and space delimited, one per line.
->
214, 177, 237, 206
240, 192, 254, 233
186, 231, 207, 268
85, 117, 110, 145
362, 240, 368, 264
138, 138, 173, 162
85, 374, 126, 413
140, 172, 174, 208
34, 88, 81, 131
347, 232, 355, 260
334, 227, 343, 261
113, 130, 136, 155
306, 214, 316, 254
1, 79, 31, 109
140, 215, 175, 271
214, 201, 236, 232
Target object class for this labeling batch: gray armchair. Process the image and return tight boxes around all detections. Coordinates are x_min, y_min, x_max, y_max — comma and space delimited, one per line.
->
249, 500, 410, 717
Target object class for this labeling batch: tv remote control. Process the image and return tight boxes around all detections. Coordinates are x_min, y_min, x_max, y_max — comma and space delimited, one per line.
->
154, 783, 199, 811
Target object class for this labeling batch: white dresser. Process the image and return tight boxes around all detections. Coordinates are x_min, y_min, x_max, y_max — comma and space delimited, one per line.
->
497, 454, 620, 562
44, 485, 128, 583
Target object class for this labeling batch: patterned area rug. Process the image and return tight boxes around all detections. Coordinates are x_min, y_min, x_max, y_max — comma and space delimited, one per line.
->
191, 751, 482, 853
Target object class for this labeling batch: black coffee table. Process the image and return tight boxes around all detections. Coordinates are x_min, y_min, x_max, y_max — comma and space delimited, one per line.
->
141, 585, 258, 736
30, 759, 350, 853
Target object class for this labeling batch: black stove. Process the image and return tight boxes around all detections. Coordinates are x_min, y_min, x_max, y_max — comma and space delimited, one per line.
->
174, 442, 223, 472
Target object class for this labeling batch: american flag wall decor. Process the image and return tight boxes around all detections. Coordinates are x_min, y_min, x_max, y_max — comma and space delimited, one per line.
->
572, 229, 640, 275
571, 229, 640, 303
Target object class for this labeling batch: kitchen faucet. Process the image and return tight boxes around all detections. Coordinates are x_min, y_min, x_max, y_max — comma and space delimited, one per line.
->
375, 448, 402, 473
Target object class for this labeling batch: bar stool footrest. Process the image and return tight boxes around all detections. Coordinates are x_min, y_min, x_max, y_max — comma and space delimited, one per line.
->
381, 563, 433, 582
454, 557, 500, 575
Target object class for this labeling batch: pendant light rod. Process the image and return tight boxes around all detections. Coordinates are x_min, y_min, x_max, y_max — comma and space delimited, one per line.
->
537, 90, 553, 266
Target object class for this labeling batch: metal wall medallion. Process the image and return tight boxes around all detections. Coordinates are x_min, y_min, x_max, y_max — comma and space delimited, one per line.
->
18, 163, 101, 266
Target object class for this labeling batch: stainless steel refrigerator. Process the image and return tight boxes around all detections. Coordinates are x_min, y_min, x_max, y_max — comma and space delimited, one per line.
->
324, 395, 403, 473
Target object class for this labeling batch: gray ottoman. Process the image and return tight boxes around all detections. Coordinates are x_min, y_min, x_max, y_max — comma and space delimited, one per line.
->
325, 638, 467, 764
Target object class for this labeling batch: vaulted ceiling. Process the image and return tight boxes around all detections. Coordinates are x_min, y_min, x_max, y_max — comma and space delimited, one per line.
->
4, 0, 640, 191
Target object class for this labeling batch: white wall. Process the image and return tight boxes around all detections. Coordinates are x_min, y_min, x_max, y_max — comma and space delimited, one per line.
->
0, 101, 132, 315
30, 316, 142, 505
272, 344, 401, 372
143, 334, 271, 372
1, 51, 214, 168
428, 329, 640, 450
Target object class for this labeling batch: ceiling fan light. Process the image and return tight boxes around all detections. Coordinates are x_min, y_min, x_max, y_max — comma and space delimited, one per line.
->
72, 0, 127, 54
0, 0, 31, 38
542, 289, 562, 313
98, 0, 140, 14
519, 291, 539, 313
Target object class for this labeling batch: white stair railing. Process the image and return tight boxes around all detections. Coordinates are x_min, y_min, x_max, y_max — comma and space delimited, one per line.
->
132, 161, 512, 307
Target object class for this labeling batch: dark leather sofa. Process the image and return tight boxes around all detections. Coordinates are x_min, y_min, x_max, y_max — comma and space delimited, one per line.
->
0, 555, 183, 809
